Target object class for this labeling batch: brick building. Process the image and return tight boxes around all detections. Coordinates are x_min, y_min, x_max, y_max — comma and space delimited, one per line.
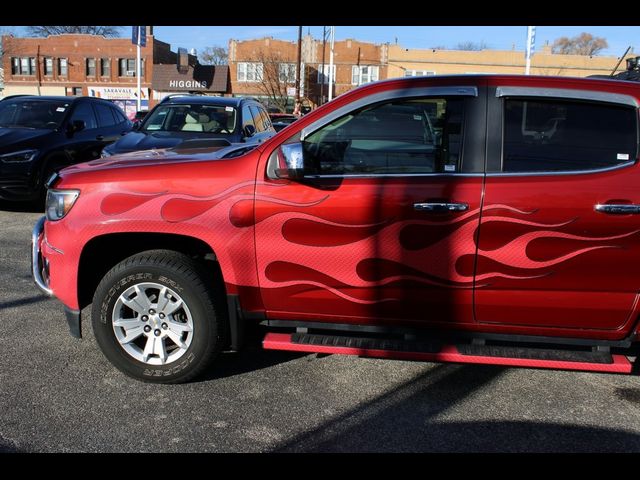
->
228, 35, 388, 111
229, 35, 633, 112
1, 29, 229, 118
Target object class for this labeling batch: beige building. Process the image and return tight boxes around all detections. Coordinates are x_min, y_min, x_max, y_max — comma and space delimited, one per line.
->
387, 44, 628, 78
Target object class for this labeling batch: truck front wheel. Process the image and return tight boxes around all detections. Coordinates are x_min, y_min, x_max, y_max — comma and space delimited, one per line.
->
91, 250, 223, 383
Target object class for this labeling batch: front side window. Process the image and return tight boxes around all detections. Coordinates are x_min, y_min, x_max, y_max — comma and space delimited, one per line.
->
502, 98, 638, 173
237, 62, 263, 82
302, 97, 464, 176
352, 65, 379, 86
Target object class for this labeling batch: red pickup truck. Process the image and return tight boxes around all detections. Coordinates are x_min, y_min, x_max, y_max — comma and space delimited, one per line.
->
32, 74, 640, 383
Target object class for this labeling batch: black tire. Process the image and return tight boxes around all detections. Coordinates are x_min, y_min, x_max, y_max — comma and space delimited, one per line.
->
91, 250, 224, 383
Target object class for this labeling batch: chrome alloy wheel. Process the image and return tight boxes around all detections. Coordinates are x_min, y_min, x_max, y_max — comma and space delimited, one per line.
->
112, 282, 194, 365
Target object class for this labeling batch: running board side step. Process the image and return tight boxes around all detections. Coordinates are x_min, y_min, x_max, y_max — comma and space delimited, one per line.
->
263, 333, 632, 374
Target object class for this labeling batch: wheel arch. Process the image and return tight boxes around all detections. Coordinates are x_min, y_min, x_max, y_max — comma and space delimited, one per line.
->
78, 232, 225, 312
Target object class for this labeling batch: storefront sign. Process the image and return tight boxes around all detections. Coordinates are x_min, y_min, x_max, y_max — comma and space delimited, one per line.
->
88, 86, 149, 100
168, 80, 209, 89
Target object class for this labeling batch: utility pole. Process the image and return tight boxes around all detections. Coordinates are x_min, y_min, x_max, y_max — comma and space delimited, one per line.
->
328, 26, 335, 101
320, 26, 327, 105
295, 26, 302, 113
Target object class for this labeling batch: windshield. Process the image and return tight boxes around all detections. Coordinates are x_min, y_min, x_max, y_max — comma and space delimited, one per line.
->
142, 104, 238, 134
0, 99, 69, 129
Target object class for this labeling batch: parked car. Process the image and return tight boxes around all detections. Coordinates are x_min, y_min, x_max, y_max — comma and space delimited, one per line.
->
269, 113, 300, 132
0, 95, 132, 202
101, 95, 275, 157
32, 74, 640, 383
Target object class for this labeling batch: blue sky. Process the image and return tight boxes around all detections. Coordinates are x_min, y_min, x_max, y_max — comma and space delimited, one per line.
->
4, 26, 639, 58
150, 26, 640, 57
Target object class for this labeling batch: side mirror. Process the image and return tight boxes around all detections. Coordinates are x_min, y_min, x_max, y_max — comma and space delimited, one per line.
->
243, 124, 256, 138
274, 142, 305, 180
66, 120, 86, 134
132, 120, 142, 131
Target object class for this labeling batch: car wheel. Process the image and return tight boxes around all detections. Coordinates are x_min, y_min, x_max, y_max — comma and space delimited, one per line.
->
91, 250, 224, 383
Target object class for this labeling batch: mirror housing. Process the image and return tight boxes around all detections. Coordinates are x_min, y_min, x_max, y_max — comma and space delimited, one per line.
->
243, 124, 256, 138
132, 120, 142, 131
274, 142, 305, 180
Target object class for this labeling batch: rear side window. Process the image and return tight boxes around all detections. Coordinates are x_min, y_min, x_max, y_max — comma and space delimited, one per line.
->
111, 106, 128, 124
94, 103, 116, 127
502, 99, 638, 173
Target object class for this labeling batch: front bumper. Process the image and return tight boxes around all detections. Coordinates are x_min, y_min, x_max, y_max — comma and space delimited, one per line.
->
31, 216, 82, 337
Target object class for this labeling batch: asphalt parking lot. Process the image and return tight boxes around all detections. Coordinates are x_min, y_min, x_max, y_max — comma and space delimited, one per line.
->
4, 205, 640, 453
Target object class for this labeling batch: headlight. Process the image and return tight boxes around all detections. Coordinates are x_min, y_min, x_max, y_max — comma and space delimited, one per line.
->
46, 189, 80, 221
100, 149, 112, 158
0, 149, 38, 163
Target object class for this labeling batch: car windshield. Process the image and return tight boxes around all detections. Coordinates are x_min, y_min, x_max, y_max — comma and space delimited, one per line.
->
0, 99, 69, 129
142, 104, 238, 134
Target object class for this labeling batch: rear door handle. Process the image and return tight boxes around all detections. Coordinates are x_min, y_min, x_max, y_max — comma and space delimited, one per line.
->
414, 202, 469, 212
96, 135, 104, 141
595, 204, 640, 214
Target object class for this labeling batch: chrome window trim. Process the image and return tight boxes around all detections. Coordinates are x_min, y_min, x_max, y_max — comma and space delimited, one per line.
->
303, 173, 485, 179
300, 86, 478, 141
486, 160, 635, 177
495, 86, 639, 108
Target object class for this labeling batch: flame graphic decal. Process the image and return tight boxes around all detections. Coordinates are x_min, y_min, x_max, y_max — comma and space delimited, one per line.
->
100, 185, 639, 305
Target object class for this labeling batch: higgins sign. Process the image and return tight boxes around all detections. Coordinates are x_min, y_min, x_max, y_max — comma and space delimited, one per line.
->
168, 80, 209, 89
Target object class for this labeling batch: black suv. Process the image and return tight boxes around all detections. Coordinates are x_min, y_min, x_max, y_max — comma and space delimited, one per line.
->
101, 95, 276, 157
0, 95, 132, 202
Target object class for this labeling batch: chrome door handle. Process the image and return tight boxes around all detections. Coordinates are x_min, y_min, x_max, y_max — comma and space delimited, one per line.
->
595, 204, 640, 214
414, 202, 469, 212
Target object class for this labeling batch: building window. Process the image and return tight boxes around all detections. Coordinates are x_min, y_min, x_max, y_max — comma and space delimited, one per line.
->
317, 64, 336, 84
278, 63, 297, 83
72, 87, 83, 96
12, 57, 36, 75
119, 58, 143, 77
86, 58, 96, 77
351, 65, 379, 86
404, 70, 436, 77
43, 57, 54, 76
58, 58, 68, 76
100, 58, 110, 77
237, 62, 263, 82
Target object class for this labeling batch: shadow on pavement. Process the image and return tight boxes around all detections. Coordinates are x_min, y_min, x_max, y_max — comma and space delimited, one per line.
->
273, 363, 640, 452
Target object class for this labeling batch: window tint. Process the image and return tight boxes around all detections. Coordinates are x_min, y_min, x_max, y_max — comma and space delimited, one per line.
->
503, 99, 638, 173
242, 105, 255, 130
94, 103, 116, 127
249, 105, 271, 132
111, 106, 127, 124
70, 102, 97, 130
302, 97, 464, 175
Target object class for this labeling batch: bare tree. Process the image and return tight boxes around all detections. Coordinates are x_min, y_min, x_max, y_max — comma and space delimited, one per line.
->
454, 41, 488, 51
198, 46, 228, 65
248, 49, 296, 112
26, 26, 123, 37
552, 33, 608, 56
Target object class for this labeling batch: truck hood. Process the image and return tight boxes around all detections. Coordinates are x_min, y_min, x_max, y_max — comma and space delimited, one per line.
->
104, 130, 237, 155
60, 142, 257, 175
0, 127, 51, 154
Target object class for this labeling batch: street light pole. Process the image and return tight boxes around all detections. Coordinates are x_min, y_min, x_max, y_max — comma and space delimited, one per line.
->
328, 26, 335, 101
295, 26, 302, 113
